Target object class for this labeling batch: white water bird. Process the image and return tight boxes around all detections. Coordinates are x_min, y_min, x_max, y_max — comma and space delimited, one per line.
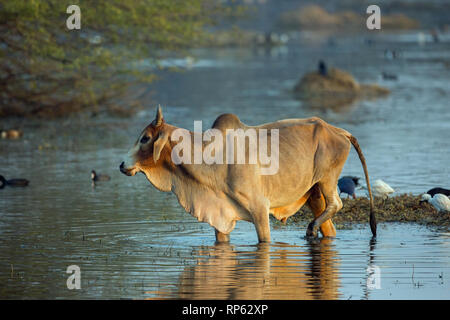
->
370, 179, 395, 199
420, 193, 450, 213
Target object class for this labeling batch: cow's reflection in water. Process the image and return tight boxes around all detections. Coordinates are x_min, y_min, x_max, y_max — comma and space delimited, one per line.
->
173, 238, 340, 300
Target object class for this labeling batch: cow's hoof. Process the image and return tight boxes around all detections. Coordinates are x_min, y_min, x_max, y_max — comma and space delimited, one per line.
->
306, 222, 318, 238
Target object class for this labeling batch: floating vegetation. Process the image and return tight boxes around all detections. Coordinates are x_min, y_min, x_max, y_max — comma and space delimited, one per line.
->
286, 194, 450, 228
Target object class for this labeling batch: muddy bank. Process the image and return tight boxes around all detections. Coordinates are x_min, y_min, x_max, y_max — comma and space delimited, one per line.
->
284, 194, 450, 228
279, 5, 419, 31
294, 67, 390, 110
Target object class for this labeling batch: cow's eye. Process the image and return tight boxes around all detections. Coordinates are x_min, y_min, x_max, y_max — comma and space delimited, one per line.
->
140, 135, 150, 144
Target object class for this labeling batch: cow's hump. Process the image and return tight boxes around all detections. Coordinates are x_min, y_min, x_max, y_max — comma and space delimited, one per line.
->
212, 113, 242, 130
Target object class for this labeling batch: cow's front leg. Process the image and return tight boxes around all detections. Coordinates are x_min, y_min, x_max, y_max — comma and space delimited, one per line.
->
215, 229, 230, 243
253, 208, 271, 243
230, 189, 271, 243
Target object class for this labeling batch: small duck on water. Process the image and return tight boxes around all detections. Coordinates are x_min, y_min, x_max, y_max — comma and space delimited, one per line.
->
0, 175, 29, 188
381, 72, 398, 81
420, 193, 450, 213
91, 170, 110, 182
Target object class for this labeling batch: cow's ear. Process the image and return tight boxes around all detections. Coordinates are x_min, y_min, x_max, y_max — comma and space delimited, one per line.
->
153, 131, 169, 163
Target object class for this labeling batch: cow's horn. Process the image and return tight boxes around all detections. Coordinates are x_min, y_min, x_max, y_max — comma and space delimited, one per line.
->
155, 105, 163, 126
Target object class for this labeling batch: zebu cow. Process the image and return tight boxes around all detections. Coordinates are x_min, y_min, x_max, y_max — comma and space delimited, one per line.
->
120, 107, 376, 243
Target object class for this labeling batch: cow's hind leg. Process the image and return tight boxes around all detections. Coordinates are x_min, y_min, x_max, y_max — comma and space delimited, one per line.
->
307, 185, 336, 237
215, 229, 230, 243
306, 180, 342, 238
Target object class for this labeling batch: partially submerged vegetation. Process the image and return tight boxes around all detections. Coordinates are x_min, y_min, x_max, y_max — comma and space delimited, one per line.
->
294, 67, 390, 110
279, 5, 419, 31
283, 194, 450, 229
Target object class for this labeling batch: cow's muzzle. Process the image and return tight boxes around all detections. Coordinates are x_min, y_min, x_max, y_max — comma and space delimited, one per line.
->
120, 161, 133, 176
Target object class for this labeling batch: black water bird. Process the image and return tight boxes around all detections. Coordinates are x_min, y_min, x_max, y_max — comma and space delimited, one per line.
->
0, 175, 29, 189
426, 187, 450, 197
91, 170, 110, 182
338, 176, 360, 199
382, 72, 398, 81
318, 60, 327, 76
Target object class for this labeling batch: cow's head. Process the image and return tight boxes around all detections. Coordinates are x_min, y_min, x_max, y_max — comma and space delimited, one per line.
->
120, 106, 171, 177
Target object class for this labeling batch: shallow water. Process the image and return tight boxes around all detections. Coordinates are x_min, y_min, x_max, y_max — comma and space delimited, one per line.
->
0, 211, 449, 300
0, 31, 449, 299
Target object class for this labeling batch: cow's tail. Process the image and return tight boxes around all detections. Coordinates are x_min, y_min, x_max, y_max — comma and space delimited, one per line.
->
346, 134, 377, 237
